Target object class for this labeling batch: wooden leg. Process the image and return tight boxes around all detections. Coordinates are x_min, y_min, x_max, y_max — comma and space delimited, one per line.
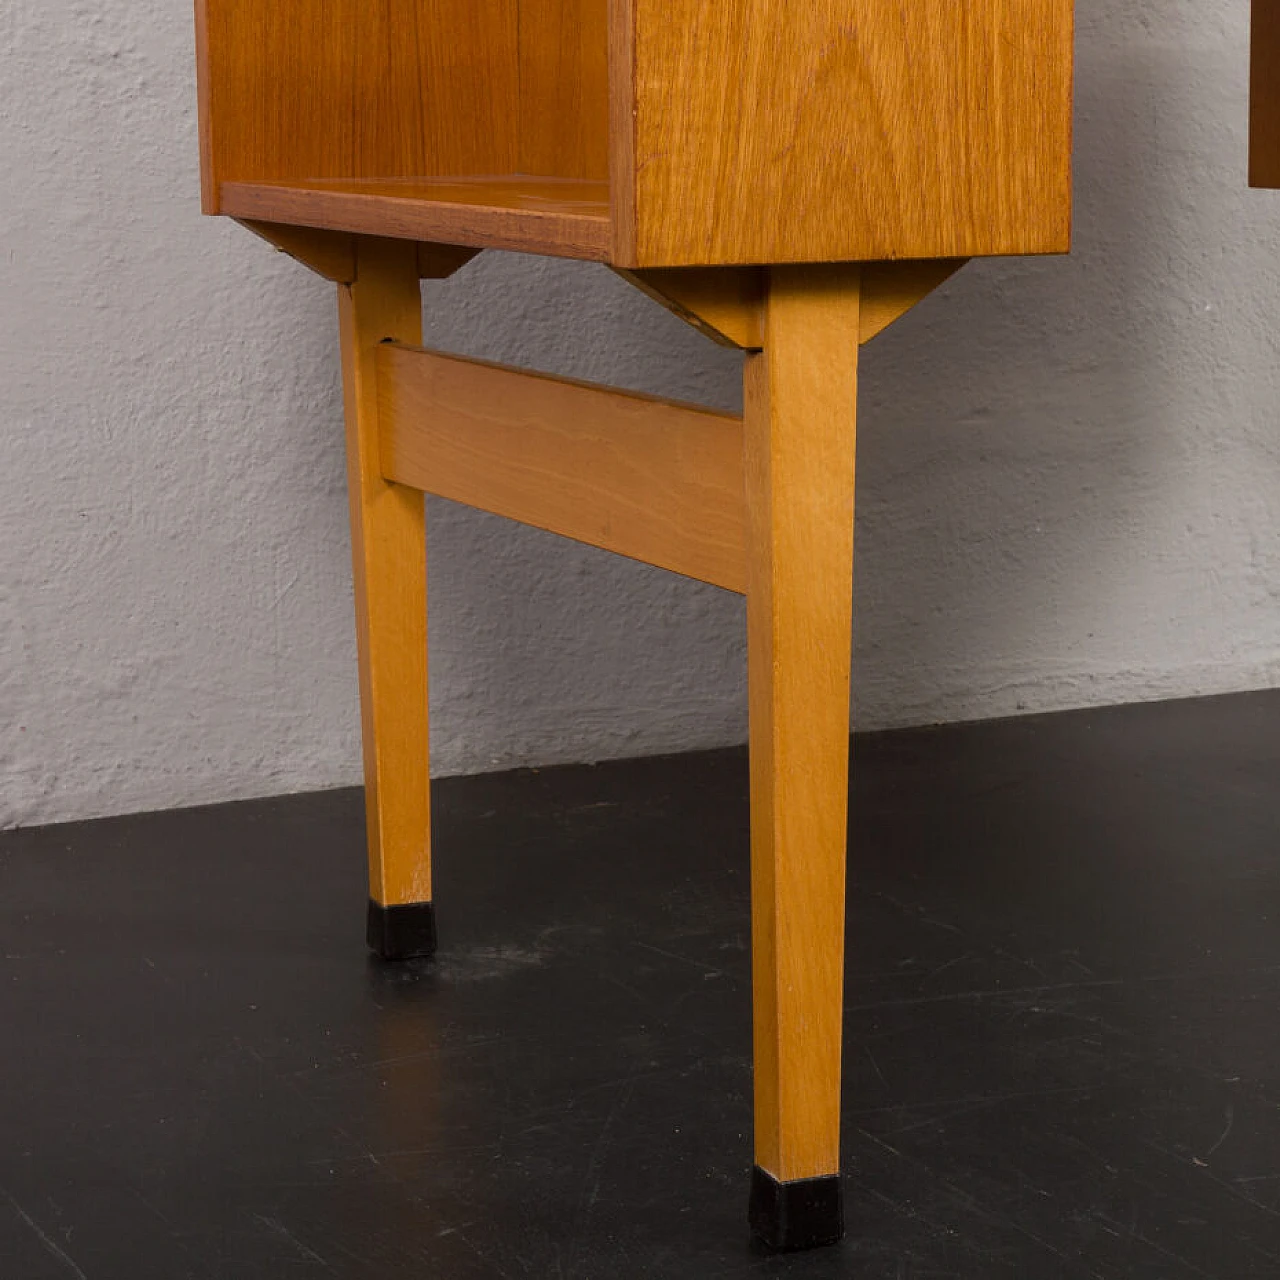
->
337, 238, 435, 960
744, 265, 861, 1250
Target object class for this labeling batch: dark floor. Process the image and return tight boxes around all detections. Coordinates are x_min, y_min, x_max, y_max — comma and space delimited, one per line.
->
3, 694, 1280, 1278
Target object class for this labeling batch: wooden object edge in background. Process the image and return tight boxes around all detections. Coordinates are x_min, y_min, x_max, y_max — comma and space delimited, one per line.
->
1252, 0, 1280, 186
193, 0, 216, 212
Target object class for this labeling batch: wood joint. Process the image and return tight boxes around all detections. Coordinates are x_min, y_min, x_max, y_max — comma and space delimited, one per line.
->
238, 222, 481, 284
239, 220, 358, 283
619, 260, 967, 349
617, 267, 766, 349
859, 259, 968, 343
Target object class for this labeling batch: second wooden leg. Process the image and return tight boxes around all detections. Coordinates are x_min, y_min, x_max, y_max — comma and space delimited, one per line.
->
337, 238, 435, 960
745, 266, 861, 1250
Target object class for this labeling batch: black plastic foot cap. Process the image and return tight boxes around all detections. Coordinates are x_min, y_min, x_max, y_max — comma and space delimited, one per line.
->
366, 900, 438, 961
749, 1167, 844, 1251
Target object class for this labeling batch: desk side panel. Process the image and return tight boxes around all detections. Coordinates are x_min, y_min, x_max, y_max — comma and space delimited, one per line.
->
623, 0, 1074, 267
196, 0, 521, 208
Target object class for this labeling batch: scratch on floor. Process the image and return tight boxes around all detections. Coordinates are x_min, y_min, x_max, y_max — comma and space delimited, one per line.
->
855, 1081, 1092, 1127
1204, 1103, 1235, 1159
633, 940, 725, 977
449, 1223, 518, 1279
254, 1214, 333, 1269
437, 945, 553, 982
1096, 1213, 1216, 1278
992, 946, 1047, 979
846, 975, 1125, 1015
883, 1096, 1006, 1137
1061, 950, 1097, 977
855, 1126, 904, 1160
919, 914, 964, 934
1145, 1137, 1280, 1236
923, 952, 975, 982
863, 1044, 890, 1090
583, 1071, 642, 1209
3, 1188, 90, 1279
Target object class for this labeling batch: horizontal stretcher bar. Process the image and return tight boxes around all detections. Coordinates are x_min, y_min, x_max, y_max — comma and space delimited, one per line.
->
376, 344, 748, 593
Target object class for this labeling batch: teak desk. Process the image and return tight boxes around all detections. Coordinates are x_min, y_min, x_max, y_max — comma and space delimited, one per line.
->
195, 1, 1074, 1251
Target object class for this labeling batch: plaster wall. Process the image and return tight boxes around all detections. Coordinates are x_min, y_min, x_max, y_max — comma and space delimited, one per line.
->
3, 2, 1280, 827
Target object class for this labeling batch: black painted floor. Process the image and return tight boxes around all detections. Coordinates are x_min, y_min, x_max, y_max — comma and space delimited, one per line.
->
2, 692, 1279, 1278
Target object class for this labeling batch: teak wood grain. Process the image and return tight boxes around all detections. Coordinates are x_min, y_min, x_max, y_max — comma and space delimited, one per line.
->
745, 266, 861, 1183
619, 267, 767, 349
239, 220, 357, 283
1253, 0, 1280, 186
614, 0, 1073, 266
858, 260, 969, 345
623, 260, 970, 350
196, 0, 521, 207
339, 240, 433, 909
197, 2, 608, 205
377, 345, 748, 593
519, 0, 610, 180
197, 0, 1074, 268
220, 179, 611, 261
235, 223, 480, 284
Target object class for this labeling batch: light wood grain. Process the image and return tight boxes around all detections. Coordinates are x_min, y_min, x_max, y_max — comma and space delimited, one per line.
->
220, 178, 611, 261
619, 267, 766, 349
619, 0, 1073, 267
622, 261, 971, 349
377, 345, 747, 593
860, 260, 969, 345
200, 1, 1071, 268
1253, 0, 1280, 187
238, 221, 357, 283
746, 266, 860, 1182
417, 244, 481, 280
237, 223, 480, 283
339, 239, 433, 909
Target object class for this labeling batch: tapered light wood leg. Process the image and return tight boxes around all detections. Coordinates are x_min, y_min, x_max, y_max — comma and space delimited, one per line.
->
744, 265, 860, 1250
337, 238, 435, 961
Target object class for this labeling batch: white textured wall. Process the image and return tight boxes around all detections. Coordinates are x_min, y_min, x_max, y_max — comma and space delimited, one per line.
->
4, 2, 1280, 828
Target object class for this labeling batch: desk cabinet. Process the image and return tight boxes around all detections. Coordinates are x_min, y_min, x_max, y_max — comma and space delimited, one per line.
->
197, 0, 1072, 266
195, 0, 1075, 1250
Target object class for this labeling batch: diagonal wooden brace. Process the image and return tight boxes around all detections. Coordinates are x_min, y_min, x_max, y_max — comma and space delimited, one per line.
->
617, 258, 968, 349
